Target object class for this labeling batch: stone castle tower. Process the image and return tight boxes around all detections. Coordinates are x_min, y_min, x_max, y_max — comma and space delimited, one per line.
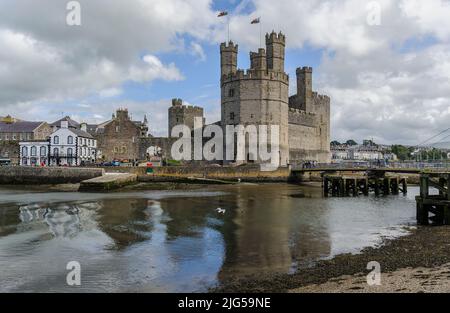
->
288, 67, 331, 162
220, 31, 290, 166
220, 31, 331, 165
168, 98, 205, 137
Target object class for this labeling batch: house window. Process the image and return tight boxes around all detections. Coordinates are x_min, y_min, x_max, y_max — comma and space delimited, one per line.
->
67, 148, 73, 156
22, 146, 28, 157
114, 147, 119, 153
67, 136, 73, 144
54, 136, 59, 144
30, 146, 37, 157
53, 148, 59, 156
121, 146, 127, 153
116, 126, 120, 133
229, 89, 235, 97
230, 112, 235, 120
40, 146, 47, 157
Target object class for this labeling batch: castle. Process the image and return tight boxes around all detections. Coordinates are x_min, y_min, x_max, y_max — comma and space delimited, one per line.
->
1, 32, 331, 167
218, 31, 331, 165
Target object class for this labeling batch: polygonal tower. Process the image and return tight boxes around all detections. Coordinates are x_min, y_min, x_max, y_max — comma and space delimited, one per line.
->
220, 31, 289, 167
266, 31, 285, 73
220, 41, 238, 77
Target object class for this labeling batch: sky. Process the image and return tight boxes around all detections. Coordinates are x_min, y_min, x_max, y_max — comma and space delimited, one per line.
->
0, 0, 450, 145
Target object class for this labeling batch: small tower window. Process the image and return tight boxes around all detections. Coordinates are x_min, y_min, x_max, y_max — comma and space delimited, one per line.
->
230, 112, 235, 120
228, 89, 235, 97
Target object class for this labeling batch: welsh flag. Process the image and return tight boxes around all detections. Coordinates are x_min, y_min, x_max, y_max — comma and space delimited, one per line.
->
251, 17, 260, 24
218, 11, 228, 17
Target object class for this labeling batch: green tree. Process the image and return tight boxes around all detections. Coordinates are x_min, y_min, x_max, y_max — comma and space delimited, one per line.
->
330, 140, 341, 146
391, 145, 411, 161
346, 139, 358, 146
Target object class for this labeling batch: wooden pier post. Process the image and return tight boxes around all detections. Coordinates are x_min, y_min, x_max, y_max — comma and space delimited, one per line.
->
323, 176, 329, 197
383, 178, 390, 195
416, 199, 429, 225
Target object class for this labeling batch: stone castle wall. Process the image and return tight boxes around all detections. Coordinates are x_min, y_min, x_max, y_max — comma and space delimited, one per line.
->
220, 32, 290, 166
168, 98, 204, 137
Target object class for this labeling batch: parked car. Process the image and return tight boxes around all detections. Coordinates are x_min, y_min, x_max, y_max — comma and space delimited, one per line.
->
0, 158, 11, 166
101, 160, 121, 167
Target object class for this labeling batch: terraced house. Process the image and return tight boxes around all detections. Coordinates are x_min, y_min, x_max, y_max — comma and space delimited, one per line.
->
0, 115, 52, 164
19, 120, 97, 166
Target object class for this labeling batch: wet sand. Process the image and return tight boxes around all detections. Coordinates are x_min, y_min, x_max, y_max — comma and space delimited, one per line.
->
213, 226, 450, 293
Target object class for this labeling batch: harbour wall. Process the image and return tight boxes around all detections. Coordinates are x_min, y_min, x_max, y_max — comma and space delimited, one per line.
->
0, 166, 104, 185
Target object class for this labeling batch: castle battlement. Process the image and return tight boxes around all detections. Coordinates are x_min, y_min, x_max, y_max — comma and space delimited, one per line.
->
265, 31, 286, 44
297, 66, 312, 74
289, 108, 316, 116
312, 92, 331, 103
170, 98, 203, 112
222, 69, 289, 84
220, 41, 238, 51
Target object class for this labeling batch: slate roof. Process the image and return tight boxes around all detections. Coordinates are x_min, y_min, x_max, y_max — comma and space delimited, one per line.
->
69, 128, 94, 139
0, 121, 43, 133
50, 116, 80, 128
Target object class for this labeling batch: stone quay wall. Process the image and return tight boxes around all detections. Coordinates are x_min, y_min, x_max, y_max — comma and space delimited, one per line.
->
0, 166, 104, 184
103, 165, 292, 182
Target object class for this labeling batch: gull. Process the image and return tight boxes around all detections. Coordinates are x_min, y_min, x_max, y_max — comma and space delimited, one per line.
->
216, 208, 226, 214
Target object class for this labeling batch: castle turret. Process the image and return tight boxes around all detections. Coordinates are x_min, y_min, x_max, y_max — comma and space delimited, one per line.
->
250, 48, 267, 71
266, 31, 285, 73
220, 41, 238, 78
168, 98, 204, 138
296, 67, 313, 112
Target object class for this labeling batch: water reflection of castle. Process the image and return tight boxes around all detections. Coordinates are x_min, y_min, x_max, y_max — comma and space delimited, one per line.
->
12, 188, 333, 288
215, 185, 333, 281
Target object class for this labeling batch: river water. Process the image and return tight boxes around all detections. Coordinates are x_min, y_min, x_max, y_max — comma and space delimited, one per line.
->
0, 184, 417, 292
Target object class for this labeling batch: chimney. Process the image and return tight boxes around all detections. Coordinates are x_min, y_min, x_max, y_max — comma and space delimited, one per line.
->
80, 123, 87, 132
61, 120, 69, 129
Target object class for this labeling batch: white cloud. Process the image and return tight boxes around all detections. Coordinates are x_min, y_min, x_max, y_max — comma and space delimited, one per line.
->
98, 88, 122, 98
128, 55, 184, 82
1, 0, 450, 145
190, 42, 206, 61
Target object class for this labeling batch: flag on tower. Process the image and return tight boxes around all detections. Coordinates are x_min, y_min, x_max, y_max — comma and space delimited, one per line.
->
218, 11, 228, 17
251, 17, 260, 24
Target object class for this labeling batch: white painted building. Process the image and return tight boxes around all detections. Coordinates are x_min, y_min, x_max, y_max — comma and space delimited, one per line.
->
331, 145, 397, 162
48, 121, 97, 166
19, 140, 50, 166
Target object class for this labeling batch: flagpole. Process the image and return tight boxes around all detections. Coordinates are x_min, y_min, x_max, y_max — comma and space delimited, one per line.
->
228, 16, 230, 42
260, 20, 262, 48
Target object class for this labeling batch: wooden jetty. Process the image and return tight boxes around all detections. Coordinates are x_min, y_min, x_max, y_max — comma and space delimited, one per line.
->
323, 174, 407, 197
416, 172, 450, 225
